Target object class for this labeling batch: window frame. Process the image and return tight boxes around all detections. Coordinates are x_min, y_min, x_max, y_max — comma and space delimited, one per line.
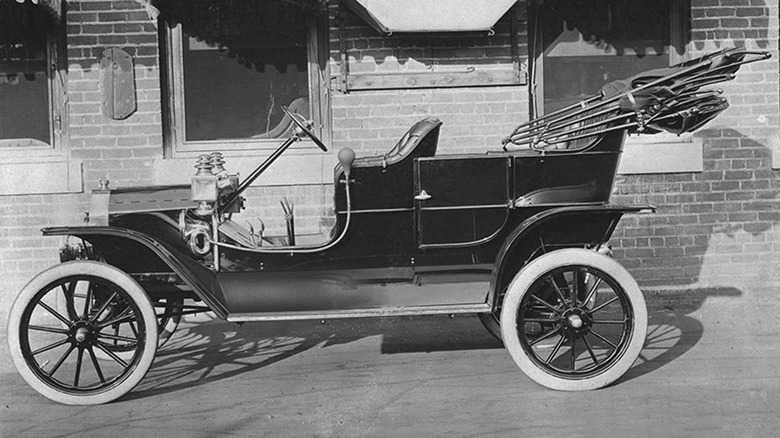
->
528, 0, 701, 175
0, 0, 78, 196
159, 7, 331, 159
0, 0, 68, 159
529, 0, 689, 118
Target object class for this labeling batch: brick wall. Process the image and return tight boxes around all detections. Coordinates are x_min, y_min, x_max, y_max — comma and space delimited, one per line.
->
67, 0, 162, 188
610, 0, 780, 290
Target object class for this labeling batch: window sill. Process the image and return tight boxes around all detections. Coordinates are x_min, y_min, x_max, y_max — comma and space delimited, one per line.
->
617, 132, 702, 174
0, 158, 83, 195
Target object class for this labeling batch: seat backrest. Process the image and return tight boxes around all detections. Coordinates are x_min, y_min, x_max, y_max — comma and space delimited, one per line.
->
385, 117, 442, 164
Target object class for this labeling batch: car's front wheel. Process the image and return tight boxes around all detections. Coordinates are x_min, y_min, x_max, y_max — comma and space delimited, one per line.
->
500, 249, 647, 391
7, 261, 158, 405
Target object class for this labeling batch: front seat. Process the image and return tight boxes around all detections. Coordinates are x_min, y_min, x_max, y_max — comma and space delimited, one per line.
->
383, 117, 442, 165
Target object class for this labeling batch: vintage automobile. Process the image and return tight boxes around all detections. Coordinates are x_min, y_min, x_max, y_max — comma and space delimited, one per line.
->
7, 48, 770, 405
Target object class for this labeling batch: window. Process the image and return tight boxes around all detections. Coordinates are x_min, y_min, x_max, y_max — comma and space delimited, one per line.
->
0, 0, 76, 195
0, 0, 66, 153
530, 0, 698, 174
160, 0, 329, 156
531, 0, 688, 116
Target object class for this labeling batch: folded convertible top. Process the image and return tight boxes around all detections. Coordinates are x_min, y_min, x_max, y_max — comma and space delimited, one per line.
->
503, 48, 771, 151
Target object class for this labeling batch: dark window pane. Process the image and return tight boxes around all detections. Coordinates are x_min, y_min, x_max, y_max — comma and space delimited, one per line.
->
171, 0, 310, 141
0, 2, 53, 145
539, 0, 673, 114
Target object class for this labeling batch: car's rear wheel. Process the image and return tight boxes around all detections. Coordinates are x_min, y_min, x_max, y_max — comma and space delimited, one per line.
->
8, 261, 158, 405
500, 249, 647, 391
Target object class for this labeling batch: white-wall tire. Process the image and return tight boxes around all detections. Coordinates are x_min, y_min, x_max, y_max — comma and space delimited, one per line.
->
7, 261, 158, 405
500, 249, 647, 391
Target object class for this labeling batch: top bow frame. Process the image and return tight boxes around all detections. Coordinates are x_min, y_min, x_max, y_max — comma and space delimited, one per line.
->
503, 48, 772, 152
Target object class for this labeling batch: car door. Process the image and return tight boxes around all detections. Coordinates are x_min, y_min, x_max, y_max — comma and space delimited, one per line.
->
414, 155, 511, 248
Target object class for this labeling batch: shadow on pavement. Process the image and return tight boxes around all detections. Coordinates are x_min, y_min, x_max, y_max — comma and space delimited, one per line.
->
618, 286, 742, 384
126, 314, 502, 401
126, 321, 321, 400
127, 286, 739, 399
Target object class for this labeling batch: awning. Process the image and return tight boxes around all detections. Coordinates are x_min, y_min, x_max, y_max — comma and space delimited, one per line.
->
1, 0, 61, 18
9, 0, 517, 31
2, 0, 157, 20
342, 0, 517, 34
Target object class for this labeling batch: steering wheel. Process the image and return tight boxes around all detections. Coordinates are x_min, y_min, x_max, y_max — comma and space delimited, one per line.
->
281, 106, 328, 152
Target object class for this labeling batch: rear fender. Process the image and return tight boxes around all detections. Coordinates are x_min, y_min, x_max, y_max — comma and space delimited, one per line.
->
488, 204, 651, 311
43, 226, 229, 319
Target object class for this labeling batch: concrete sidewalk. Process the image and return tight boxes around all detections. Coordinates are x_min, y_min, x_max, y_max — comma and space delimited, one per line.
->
2, 286, 779, 437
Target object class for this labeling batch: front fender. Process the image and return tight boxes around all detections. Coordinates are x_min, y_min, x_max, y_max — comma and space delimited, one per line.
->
43, 226, 229, 319
488, 204, 652, 310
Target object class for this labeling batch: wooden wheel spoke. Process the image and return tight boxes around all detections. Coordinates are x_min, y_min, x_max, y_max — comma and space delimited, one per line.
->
590, 295, 619, 314
547, 275, 571, 309
94, 343, 129, 368
129, 321, 139, 338
61, 282, 79, 319
97, 313, 138, 329
82, 284, 93, 320
97, 332, 139, 344
87, 347, 106, 384
36, 301, 72, 327
570, 333, 576, 370
523, 317, 558, 324
581, 333, 600, 367
89, 292, 119, 324
101, 304, 132, 325
529, 294, 559, 313
31, 338, 70, 356
28, 324, 69, 335
591, 319, 627, 325
588, 327, 618, 349
580, 277, 603, 309
47, 344, 76, 377
545, 334, 567, 364
572, 269, 583, 306
529, 326, 561, 346
74, 348, 85, 387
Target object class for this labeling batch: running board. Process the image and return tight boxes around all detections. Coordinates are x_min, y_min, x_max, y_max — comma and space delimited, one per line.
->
227, 303, 492, 322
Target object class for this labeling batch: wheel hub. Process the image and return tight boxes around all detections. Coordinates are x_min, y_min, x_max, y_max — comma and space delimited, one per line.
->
70, 322, 96, 345
74, 328, 89, 343
562, 308, 590, 332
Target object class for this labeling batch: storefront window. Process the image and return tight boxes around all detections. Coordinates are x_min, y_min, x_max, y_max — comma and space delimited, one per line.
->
161, 0, 326, 154
533, 0, 687, 115
0, 1, 60, 148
